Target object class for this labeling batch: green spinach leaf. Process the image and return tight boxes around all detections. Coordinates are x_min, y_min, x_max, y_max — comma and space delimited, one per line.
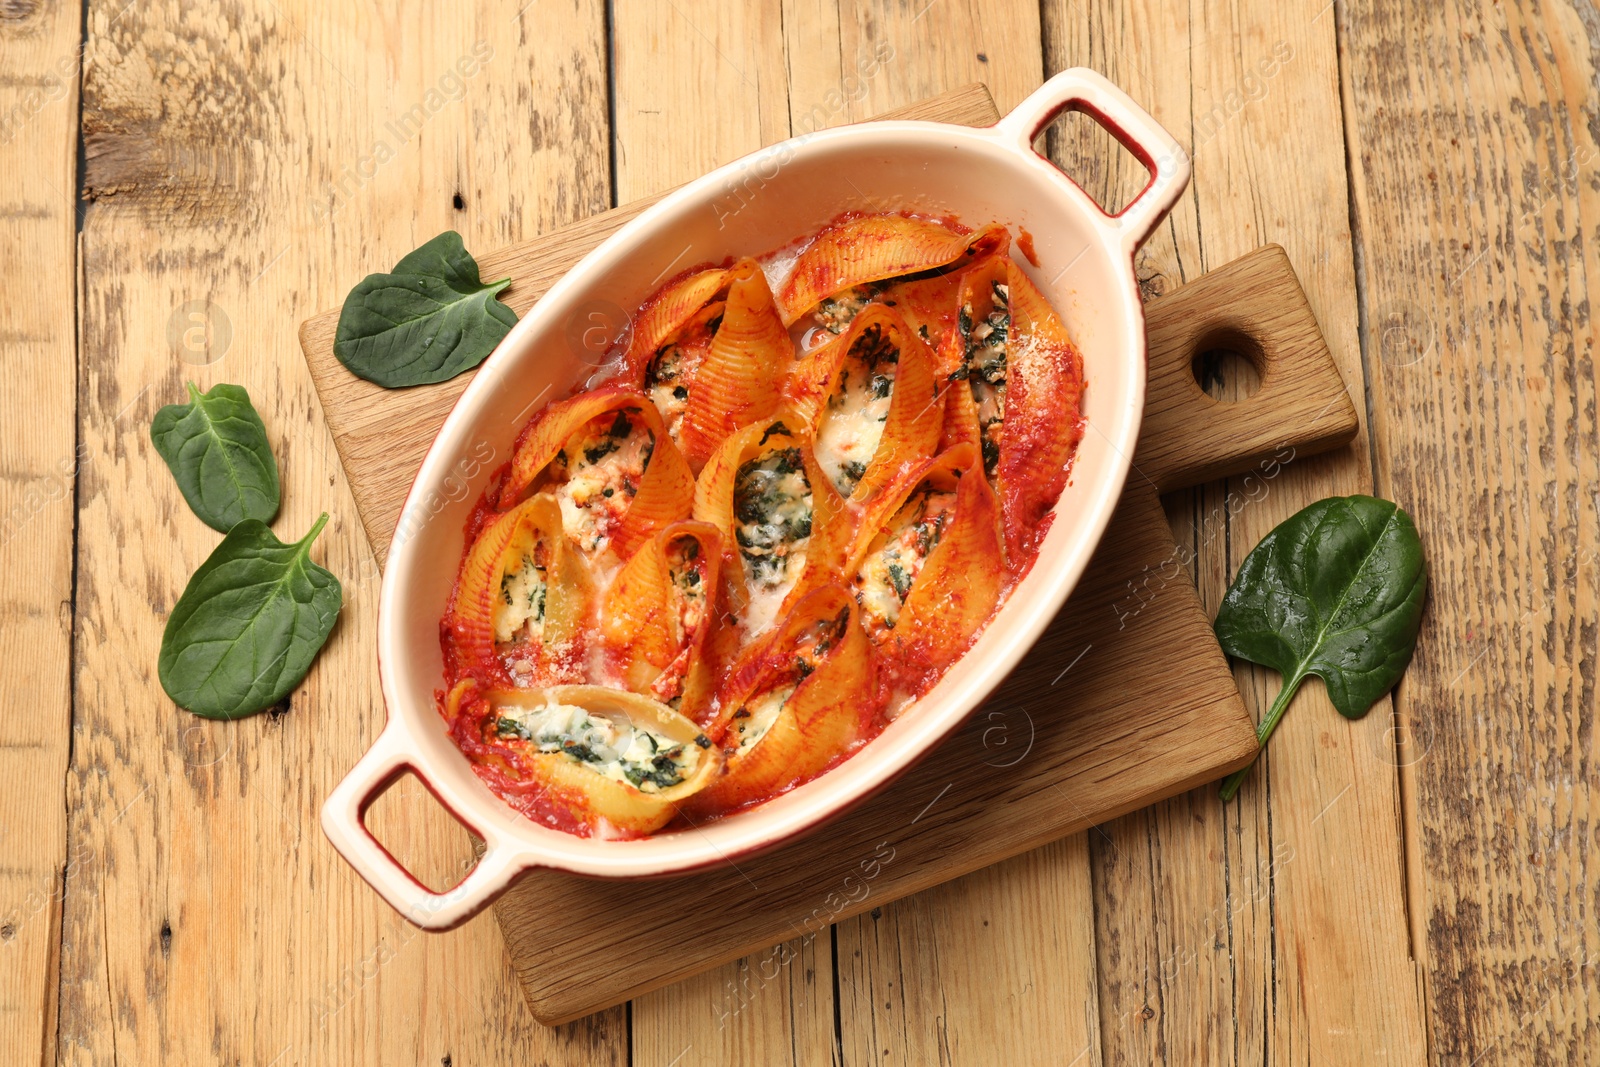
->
1215, 495, 1427, 800
158, 513, 342, 719
333, 230, 517, 388
151, 382, 280, 532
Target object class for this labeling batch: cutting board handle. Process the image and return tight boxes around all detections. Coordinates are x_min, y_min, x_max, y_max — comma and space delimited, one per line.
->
1135, 243, 1359, 493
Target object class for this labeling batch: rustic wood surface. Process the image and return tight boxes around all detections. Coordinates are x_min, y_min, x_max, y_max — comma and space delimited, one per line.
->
3, 0, 1594, 1064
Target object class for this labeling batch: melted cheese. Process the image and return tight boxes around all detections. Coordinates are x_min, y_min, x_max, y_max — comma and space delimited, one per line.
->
729, 684, 794, 754
670, 540, 708, 636
493, 551, 547, 644
814, 366, 891, 496
812, 284, 880, 334
645, 342, 694, 443
854, 489, 957, 630
553, 413, 653, 553
734, 451, 813, 636
496, 701, 701, 793
648, 379, 690, 441
962, 282, 1010, 475
649, 540, 711, 705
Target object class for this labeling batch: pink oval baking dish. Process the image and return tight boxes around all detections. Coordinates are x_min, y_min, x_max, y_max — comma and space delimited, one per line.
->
322, 67, 1190, 930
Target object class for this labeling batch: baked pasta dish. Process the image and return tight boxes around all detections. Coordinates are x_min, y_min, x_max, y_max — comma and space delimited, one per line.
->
440, 212, 1085, 838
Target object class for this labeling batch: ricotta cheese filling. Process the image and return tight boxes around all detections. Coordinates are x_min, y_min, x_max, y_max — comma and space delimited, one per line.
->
728, 683, 794, 753
958, 281, 1009, 476
814, 323, 897, 496
854, 486, 958, 630
494, 544, 549, 644
733, 447, 814, 635
495, 701, 704, 792
551, 408, 654, 554
812, 283, 883, 334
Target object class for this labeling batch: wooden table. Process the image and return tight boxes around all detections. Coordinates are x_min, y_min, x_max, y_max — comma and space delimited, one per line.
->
2, 2, 1591, 1064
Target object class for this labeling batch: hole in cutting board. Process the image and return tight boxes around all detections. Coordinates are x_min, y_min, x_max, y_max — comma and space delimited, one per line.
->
362, 770, 483, 895
1032, 108, 1154, 218
1191, 328, 1264, 401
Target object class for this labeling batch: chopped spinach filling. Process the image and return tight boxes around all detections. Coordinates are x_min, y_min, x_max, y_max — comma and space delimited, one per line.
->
813, 282, 886, 334
961, 281, 1011, 476
734, 448, 814, 589
494, 704, 698, 792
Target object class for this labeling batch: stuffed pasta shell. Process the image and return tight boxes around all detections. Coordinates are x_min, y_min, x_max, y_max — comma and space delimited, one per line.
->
597, 520, 722, 719
447, 681, 720, 837
944, 257, 1086, 565
788, 304, 943, 503
445, 494, 592, 687
848, 444, 1006, 695
500, 385, 694, 562
693, 586, 877, 812
776, 213, 1006, 330
692, 416, 851, 642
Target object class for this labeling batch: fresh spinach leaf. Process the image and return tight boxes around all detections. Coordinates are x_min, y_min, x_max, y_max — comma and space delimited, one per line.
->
1215, 495, 1427, 800
151, 382, 280, 532
333, 230, 517, 388
158, 513, 342, 720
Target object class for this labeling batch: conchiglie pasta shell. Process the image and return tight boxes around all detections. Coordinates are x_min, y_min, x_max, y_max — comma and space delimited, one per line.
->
694, 585, 876, 813
889, 447, 1007, 690
879, 272, 964, 365
782, 327, 848, 427
621, 266, 730, 385
691, 415, 852, 639
679, 260, 792, 470
939, 377, 983, 456
776, 215, 1002, 325
445, 494, 590, 685
807, 303, 944, 503
482, 686, 722, 836
501, 384, 633, 503
611, 433, 696, 561
997, 259, 1085, 565
598, 521, 723, 718
500, 386, 695, 560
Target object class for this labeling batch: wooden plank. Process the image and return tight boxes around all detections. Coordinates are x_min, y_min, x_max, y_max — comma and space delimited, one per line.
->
1340, 0, 1600, 1060
0, 1, 81, 1062
835, 838, 1103, 1067
296, 83, 1003, 561
57, 2, 622, 1064
1041, 1, 1430, 1062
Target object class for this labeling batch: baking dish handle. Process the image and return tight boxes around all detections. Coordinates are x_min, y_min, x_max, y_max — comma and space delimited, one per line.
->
321, 724, 519, 931
996, 68, 1190, 253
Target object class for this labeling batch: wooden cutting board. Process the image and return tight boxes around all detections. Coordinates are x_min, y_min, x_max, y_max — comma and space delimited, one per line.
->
299, 84, 1358, 1026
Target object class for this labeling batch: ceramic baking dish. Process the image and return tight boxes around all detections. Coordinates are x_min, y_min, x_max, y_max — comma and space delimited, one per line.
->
322, 67, 1189, 930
